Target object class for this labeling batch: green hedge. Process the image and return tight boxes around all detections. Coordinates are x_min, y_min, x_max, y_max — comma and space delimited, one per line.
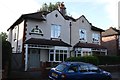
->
65, 56, 120, 65
65, 56, 99, 65
97, 56, 120, 65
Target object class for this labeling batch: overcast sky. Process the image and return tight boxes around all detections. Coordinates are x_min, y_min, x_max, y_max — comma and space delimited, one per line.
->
0, 0, 119, 33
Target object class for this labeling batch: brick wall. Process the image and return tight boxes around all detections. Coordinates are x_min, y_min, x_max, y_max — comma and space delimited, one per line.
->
102, 35, 118, 56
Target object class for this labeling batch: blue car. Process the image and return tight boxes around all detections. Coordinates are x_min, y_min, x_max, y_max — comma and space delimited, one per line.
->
49, 62, 112, 80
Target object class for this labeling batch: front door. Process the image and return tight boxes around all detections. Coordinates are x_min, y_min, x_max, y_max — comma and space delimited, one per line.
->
29, 49, 40, 68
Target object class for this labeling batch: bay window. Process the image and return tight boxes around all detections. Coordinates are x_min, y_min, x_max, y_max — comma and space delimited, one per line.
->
49, 49, 68, 62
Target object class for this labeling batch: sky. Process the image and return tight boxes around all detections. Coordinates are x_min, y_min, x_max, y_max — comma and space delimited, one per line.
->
0, 0, 119, 33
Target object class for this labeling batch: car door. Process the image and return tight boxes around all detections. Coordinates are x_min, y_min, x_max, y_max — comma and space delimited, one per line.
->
79, 64, 93, 80
65, 65, 80, 80
88, 64, 103, 80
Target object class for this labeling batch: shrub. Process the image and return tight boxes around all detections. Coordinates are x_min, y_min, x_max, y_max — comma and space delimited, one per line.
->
97, 56, 120, 65
65, 56, 99, 65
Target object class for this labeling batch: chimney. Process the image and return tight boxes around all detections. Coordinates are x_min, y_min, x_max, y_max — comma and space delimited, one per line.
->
58, 2, 66, 15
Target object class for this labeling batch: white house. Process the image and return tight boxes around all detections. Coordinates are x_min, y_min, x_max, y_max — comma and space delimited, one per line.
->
7, 4, 107, 71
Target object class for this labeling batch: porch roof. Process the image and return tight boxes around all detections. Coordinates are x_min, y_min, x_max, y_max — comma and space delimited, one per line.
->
74, 42, 107, 49
24, 38, 72, 47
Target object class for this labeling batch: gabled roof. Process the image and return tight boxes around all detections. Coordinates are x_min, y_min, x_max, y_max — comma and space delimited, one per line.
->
7, 10, 76, 31
7, 11, 49, 31
74, 41, 106, 49
24, 38, 72, 47
102, 27, 120, 37
8, 10, 104, 32
76, 15, 104, 32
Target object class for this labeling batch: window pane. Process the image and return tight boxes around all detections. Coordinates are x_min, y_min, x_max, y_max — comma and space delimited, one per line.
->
79, 29, 86, 41
56, 54, 59, 61
51, 24, 61, 38
50, 54, 54, 61
60, 54, 63, 61
64, 54, 67, 61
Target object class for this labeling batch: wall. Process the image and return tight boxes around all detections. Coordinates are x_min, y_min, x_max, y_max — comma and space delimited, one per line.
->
102, 35, 118, 55
71, 16, 100, 46
11, 21, 24, 53
40, 50, 49, 62
26, 10, 70, 45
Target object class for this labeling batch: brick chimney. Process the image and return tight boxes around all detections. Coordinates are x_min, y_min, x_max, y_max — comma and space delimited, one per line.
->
58, 2, 66, 15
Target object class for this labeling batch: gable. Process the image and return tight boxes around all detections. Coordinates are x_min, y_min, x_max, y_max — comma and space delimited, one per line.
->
102, 27, 119, 37
76, 15, 104, 32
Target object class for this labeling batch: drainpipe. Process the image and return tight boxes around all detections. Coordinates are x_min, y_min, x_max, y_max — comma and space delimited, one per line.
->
69, 21, 72, 57
70, 22, 72, 45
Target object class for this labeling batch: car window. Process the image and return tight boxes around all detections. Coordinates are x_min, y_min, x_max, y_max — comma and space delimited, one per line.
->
55, 64, 67, 72
79, 64, 89, 72
88, 64, 98, 72
67, 66, 78, 73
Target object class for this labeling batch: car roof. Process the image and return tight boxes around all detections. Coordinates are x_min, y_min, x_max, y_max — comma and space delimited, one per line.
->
61, 62, 91, 66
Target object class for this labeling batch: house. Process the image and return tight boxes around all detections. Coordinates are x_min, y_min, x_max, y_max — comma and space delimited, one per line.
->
102, 27, 120, 56
7, 3, 106, 71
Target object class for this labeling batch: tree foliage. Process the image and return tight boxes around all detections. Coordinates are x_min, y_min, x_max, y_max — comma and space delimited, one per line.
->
0, 32, 8, 41
40, 2, 61, 12
1, 32, 12, 77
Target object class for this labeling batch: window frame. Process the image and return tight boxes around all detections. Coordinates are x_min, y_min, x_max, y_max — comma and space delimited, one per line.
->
92, 33, 100, 44
49, 49, 68, 62
51, 24, 61, 38
79, 29, 87, 42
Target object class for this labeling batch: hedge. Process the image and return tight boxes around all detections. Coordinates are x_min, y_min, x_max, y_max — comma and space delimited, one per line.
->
65, 56, 99, 65
65, 56, 120, 65
97, 56, 120, 65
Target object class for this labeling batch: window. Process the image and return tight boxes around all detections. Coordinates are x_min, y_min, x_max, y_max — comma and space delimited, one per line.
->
79, 29, 86, 42
49, 49, 68, 62
14, 27, 17, 41
92, 33, 100, 44
30, 25, 43, 36
79, 65, 89, 72
51, 24, 61, 38
67, 66, 78, 73
49, 49, 54, 61
88, 64, 98, 72
55, 64, 67, 72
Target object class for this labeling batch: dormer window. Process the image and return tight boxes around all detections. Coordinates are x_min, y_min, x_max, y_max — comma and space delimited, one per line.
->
29, 25, 43, 36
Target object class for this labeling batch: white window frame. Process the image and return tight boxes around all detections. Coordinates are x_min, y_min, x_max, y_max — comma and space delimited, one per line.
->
92, 33, 100, 44
79, 29, 87, 42
51, 24, 61, 38
49, 47, 68, 62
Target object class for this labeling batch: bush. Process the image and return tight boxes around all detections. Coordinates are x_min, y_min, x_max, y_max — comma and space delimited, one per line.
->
65, 56, 120, 65
65, 56, 99, 65
97, 56, 120, 65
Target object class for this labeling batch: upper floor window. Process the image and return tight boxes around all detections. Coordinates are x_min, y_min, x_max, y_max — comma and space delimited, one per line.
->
14, 27, 17, 41
29, 25, 43, 36
79, 29, 87, 42
92, 33, 100, 44
51, 24, 61, 38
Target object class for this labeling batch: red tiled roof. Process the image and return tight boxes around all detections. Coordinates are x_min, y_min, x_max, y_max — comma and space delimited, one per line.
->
24, 38, 71, 47
74, 42, 106, 49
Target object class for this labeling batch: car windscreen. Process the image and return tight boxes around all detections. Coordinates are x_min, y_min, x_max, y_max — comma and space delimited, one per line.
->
55, 64, 67, 72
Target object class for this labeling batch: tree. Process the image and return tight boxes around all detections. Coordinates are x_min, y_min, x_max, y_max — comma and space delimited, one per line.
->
40, 2, 66, 14
1, 32, 12, 79
0, 32, 7, 41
